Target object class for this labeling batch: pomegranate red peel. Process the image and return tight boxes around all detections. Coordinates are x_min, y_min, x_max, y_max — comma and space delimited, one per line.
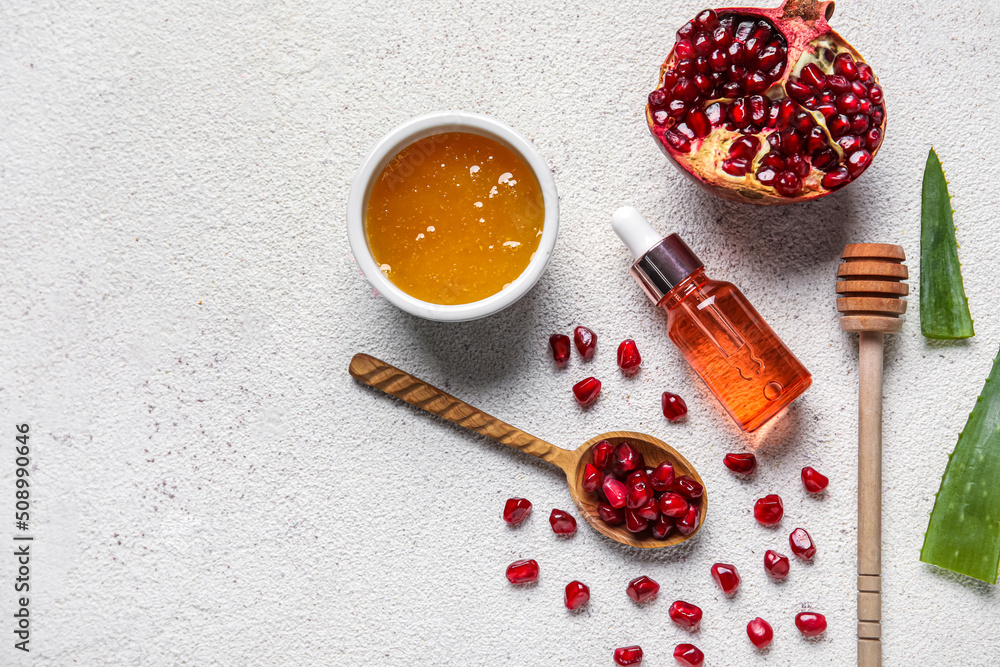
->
646, 0, 885, 204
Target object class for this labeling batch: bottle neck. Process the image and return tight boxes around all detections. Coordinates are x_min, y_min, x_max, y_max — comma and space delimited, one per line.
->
660, 268, 709, 309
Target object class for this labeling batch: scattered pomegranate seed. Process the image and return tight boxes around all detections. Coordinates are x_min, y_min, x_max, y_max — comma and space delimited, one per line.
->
598, 502, 626, 525
754, 494, 784, 526
673, 643, 704, 667
573, 326, 597, 360
612, 442, 642, 477
626, 470, 654, 509
617, 339, 642, 372
638, 497, 660, 521
564, 580, 590, 610
614, 646, 644, 666
801, 466, 829, 493
789, 527, 817, 560
626, 575, 660, 604
764, 549, 790, 580
746, 617, 774, 649
671, 475, 703, 499
795, 612, 827, 637
572, 377, 602, 406
650, 461, 676, 490
625, 509, 649, 533
582, 463, 603, 493
661, 392, 688, 421
548, 334, 571, 364
603, 477, 628, 509
669, 600, 703, 630
723, 452, 757, 474
652, 513, 676, 539
593, 440, 614, 469
549, 509, 577, 535
710, 563, 741, 595
505, 559, 539, 584
659, 492, 689, 518
676, 503, 700, 535
502, 498, 532, 525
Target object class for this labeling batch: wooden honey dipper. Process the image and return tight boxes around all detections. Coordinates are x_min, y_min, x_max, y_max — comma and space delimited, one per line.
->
836, 243, 908, 667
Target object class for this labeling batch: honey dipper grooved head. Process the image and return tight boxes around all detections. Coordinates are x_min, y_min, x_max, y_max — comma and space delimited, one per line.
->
837, 243, 908, 334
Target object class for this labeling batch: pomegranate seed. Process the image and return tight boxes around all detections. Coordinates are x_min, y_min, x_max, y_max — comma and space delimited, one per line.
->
827, 74, 850, 93
755, 167, 777, 185
846, 149, 872, 178
652, 513, 676, 538
603, 477, 628, 509
572, 377, 601, 406
612, 442, 641, 477
822, 166, 850, 189
744, 71, 768, 93
836, 92, 861, 114
668, 99, 688, 118
704, 101, 723, 125
746, 617, 774, 649
800, 63, 826, 91
564, 580, 590, 610
626, 575, 660, 603
659, 492, 689, 518
722, 157, 750, 176
762, 151, 785, 169
625, 508, 648, 533
850, 80, 868, 99
828, 113, 851, 137
648, 88, 669, 108
764, 549, 790, 580
729, 135, 760, 159
786, 79, 811, 101
795, 612, 827, 637
721, 81, 743, 98
505, 559, 539, 584
711, 563, 741, 595
669, 600, 703, 630
869, 83, 883, 104
626, 470, 653, 509
694, 73, 714, 94
748, 95, 769, 126
652, 110, 668, 125
693, 31, 713, 56
790, 527, 817, 560
548, 334, 570, 363
836, 135, 863, 153
665, 130, 692, 152
593, 439, 614, 469
647, 463, 675, 493
712, 24, 734, 49
661, 392, 688, 421
801, 466, 829, 492
502, 497, 532, 525
833, 52, 858, 79
614, 646, 644, 666
856, 62, 874, 83
573, 326, 597, 359
816, 101, 837, 118
676, 503, 700, 535
677, 21, 695, 41
813, 149, 837, 170
582, 463, 603, 493
723, 452, 757, 474
549, 509, 577, 534
785, 154, 809, 178
756, 44, 782, 71
672, 475, 703, 499
671, 644, 708, 667
686, 109, 711, 137
673, 644, 704, 667
773, 170, 802, 197
598, 502, 626, 525
695, 8, 719, 30
638, 497, 660, 521
754, 494, 784, 526
675, 39, 695, 59
617, 339, 641, 372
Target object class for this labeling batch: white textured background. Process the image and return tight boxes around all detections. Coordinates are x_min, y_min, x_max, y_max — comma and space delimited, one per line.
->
2, 0, 999, 664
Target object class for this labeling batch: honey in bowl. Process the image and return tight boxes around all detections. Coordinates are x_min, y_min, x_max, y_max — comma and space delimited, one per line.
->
365, 132, 544, 305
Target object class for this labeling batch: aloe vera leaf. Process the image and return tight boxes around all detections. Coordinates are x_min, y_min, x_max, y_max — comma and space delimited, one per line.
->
920, 148, 974, 340
920, 344, 1000, 584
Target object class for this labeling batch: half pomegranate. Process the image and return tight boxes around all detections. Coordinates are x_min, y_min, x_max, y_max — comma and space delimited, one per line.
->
646, 0, 884, 204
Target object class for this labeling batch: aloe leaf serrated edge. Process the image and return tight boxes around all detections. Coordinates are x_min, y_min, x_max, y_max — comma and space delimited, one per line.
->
920, 344, 1000, 584
920, 148, 974, 339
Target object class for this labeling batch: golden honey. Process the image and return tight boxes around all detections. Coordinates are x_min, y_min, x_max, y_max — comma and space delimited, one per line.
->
365, 132, 544, 305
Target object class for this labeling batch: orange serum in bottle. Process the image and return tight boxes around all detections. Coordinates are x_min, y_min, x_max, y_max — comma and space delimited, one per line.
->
612, 207, 811, 432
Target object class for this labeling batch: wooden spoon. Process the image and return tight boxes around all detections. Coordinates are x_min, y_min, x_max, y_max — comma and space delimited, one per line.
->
349, 353, 706, 548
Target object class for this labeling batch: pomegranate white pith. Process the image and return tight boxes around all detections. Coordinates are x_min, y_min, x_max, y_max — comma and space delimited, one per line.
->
646, 0, 885, 204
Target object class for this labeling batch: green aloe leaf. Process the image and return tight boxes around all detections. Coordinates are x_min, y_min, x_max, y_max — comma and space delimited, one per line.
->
920, 148, 974, 339
920, 344, 1000, 584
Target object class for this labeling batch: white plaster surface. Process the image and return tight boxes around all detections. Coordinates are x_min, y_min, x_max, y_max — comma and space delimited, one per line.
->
2, 0, 1000, 664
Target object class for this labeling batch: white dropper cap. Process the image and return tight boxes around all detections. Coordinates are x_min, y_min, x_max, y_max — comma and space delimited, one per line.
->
611, 206, 663, 259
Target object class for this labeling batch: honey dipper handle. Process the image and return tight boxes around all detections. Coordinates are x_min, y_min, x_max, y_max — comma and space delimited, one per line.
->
349, 353, 574, 471
857, 331, 883, 667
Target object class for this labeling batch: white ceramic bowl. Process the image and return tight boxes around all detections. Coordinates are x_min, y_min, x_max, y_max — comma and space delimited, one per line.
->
346, 111, 559, 322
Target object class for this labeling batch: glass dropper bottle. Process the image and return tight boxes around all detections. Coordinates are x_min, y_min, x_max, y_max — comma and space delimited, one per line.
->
612, 206, 811, 431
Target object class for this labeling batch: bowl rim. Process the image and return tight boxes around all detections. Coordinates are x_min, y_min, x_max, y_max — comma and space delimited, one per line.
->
346, 111, 559, 322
